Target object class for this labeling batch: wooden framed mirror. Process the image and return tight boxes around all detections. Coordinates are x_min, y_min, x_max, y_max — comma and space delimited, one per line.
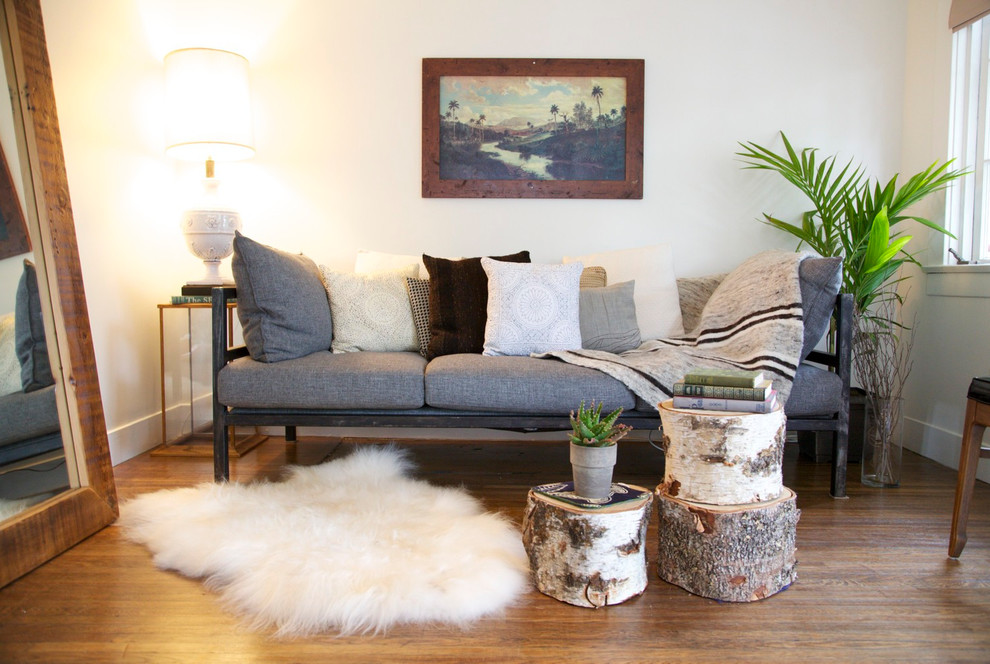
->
0, 0, 116, 587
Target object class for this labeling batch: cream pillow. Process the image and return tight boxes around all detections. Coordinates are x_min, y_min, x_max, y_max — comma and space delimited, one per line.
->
320, 265, 419, 353
0, 312, 22, 396
481, 258, 583, 357
563, 244, 683, 340
354, 250, 427, 279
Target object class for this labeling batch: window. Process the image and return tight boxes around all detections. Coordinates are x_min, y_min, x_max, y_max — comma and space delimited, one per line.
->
947, 14, 990, 263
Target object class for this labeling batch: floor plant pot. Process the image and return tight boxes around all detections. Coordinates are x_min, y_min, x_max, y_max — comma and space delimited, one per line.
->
862, 396, 903, 488
570, 442, 617, 500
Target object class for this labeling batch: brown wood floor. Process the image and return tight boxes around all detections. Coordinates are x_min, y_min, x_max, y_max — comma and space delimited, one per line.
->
1, 435, 989, 663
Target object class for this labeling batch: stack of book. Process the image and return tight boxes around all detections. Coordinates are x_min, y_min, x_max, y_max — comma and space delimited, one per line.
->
671, 367, 777, 413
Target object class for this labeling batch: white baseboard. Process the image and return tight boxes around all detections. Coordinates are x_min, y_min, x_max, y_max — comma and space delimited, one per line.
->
107, 393, 213, 466
904, 416, 990, 484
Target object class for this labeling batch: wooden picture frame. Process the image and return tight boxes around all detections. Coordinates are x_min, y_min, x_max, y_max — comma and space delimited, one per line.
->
422, 58, 644, 199
0, 140, 29, 259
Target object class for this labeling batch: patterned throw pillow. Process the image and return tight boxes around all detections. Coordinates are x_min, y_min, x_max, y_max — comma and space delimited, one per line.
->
320, 265, 419, 353
405, 277, 431, 357
0, 312, 22, 396
480, 258, 583, 357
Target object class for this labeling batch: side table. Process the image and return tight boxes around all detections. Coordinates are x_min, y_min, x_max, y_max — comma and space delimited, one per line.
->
152, 300, 266, 457
656, 400, 798, 602
522, 482, 652, 608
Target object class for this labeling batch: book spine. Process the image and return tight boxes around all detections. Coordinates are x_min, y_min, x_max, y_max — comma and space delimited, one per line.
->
682, 371, 761, 387
672, 393, 777, 413
673, 382, 770, 400
170, 295, 238, 304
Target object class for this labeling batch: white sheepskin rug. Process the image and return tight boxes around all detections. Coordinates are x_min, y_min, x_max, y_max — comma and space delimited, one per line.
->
119, 446, 529, 637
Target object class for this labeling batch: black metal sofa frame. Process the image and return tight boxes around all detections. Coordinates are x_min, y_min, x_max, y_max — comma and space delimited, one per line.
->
210, 287, 852, 497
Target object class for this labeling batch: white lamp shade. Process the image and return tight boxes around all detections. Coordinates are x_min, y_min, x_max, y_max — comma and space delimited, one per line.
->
164, 48, 254, 161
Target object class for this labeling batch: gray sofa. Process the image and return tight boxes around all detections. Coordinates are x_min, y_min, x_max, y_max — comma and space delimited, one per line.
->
210, 241, 851, 496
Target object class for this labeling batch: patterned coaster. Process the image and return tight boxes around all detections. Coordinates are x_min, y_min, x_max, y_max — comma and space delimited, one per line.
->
532, 481, 650, 510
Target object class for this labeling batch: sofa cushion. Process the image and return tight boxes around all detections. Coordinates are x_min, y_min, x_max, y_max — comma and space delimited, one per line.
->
231, 233, 332, 363
579, 280, 641, 354
320, 264, 419, 353
15, 260, 54, 392
422, 251, 530, 359
218, 350, 427, 409
782, 362, 844, 417
580, 266, 607, 288
0, 384, 59, 447
563, 244, 683, 340
798, 256, 843, 361
481, 258, 583, 356
425, 354, 636, 414
405, 277, 431, 357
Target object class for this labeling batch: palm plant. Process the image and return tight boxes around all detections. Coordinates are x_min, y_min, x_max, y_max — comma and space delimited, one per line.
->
736, 132, 966, 322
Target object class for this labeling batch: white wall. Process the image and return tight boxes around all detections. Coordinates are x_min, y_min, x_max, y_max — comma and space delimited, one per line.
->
901, 0, 990, 481
38, 0, 914, 463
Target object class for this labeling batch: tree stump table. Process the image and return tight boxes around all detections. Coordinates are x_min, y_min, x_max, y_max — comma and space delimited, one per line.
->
522, 482, 653, 608
656, 400, 799, 602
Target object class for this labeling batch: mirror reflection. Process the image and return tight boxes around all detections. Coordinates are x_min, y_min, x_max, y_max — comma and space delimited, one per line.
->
0, 36, 68, 523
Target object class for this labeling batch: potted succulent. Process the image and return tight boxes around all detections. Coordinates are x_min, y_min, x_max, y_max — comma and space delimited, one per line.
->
569, 401, 632, 500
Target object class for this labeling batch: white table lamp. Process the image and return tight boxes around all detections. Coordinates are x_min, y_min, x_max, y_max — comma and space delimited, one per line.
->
164, 47, 254, 285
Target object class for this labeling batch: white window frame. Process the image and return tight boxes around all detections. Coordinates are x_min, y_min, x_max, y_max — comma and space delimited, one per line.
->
947, 15, 990, 264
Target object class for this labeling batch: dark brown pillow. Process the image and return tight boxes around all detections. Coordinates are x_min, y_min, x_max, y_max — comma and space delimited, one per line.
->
423, 251, 530, 359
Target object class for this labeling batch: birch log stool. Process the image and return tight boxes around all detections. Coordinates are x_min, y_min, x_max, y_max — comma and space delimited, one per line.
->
522, 484, 653, 608
656, 400, 799, 602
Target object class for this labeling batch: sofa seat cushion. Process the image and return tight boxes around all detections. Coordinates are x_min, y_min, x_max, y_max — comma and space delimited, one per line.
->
218, 351, 427, 409
425, 354, 636, 414
783, 363, 844, 417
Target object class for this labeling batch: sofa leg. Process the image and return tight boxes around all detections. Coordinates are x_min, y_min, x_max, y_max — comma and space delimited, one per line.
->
830, 427, 849, 499
285, 426, 297, 442
214, 420, 230, 483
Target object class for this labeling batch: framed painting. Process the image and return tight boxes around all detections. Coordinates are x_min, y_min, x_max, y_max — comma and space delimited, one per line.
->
422, 58, 644, 199
0, 141, 29, 259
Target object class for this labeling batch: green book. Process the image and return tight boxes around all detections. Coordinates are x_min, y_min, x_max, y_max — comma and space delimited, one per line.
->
673, 379, 772, 400
682, 368, 765, 388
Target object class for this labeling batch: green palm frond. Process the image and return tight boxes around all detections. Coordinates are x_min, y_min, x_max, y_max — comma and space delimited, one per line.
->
738, 132, 967, 319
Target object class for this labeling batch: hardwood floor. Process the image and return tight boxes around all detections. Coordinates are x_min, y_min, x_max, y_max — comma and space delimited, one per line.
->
1, 435, 989, 663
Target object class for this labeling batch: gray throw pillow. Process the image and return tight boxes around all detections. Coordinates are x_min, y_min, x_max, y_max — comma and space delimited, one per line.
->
579, 280, 641, 354
799, 256, 843, 361
231, 232, 332, 363
14, 260, 54, 392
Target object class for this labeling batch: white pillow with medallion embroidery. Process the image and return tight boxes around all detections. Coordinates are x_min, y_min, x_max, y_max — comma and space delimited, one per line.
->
481, 258, 583, 357
319, 264, 419, 353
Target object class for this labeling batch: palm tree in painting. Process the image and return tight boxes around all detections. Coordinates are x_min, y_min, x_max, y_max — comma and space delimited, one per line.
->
592, 85, 604, 135
447, 100, 460, 124
592, 86, 604, 118
550, 104, 559, 131
478, 114, 486, 143
611, 108, 618, 123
